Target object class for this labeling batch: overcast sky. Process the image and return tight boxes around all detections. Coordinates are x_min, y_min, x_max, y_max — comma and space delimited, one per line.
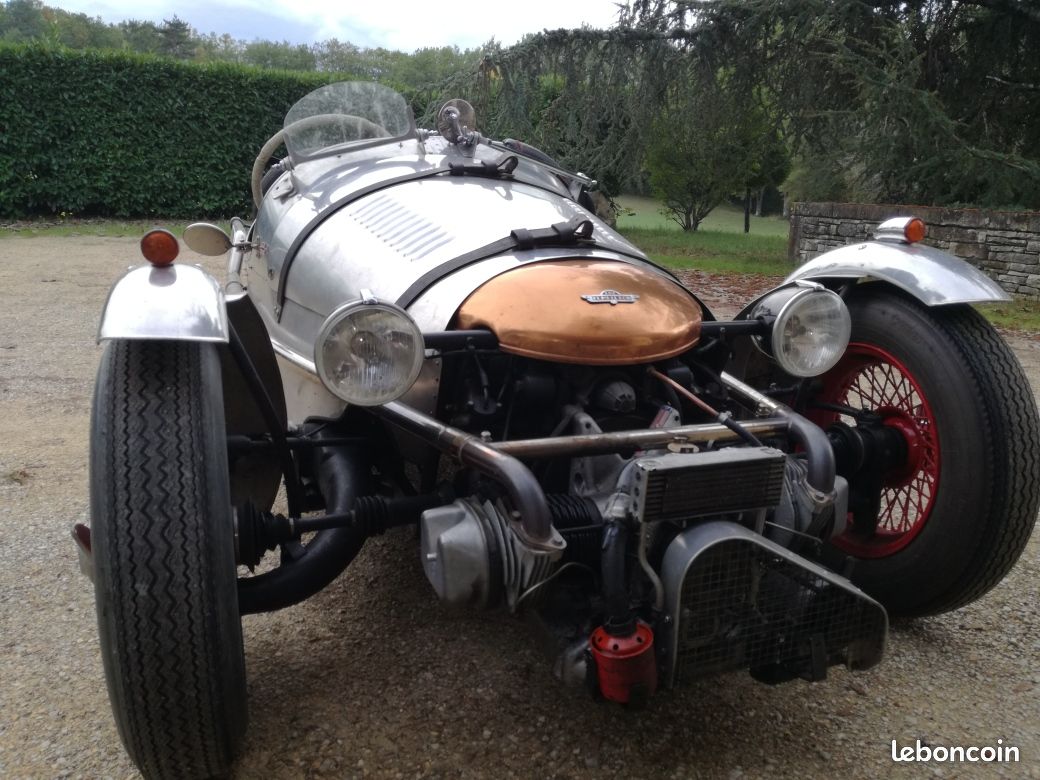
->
45, 0, 626, 50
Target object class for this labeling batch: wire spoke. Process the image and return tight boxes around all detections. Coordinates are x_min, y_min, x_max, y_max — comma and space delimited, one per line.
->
825, 345, 942, 557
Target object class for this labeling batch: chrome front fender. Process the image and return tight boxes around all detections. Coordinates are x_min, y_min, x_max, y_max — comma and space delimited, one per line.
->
786, 240, 1010, 306
97, 264, 229, 343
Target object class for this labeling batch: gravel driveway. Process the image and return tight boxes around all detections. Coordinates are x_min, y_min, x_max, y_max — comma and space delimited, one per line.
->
1, 235, 1037, 779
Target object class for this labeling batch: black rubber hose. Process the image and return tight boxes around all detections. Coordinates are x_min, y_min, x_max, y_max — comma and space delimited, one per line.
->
718, 413, 765, 448
601, 521, 636, 637
237, 435, 369, 614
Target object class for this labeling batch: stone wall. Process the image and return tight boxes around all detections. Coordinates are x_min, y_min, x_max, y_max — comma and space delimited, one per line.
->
788, 202, 1040, 299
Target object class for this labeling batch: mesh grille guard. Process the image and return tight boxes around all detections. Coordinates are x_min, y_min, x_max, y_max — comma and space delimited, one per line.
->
657, 521, 887, 687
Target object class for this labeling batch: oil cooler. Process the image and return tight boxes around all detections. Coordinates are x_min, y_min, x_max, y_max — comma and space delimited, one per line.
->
630, 447, 787, 522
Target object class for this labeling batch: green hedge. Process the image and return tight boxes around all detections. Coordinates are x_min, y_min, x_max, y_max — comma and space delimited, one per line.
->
0, 45, 344, 218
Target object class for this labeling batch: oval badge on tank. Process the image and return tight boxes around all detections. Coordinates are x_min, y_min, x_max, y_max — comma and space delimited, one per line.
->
581, 290, 640, 305
453, 260, 702, 365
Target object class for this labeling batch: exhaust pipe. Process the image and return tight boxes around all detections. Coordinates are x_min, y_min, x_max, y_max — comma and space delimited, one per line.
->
372, 401, 555, 546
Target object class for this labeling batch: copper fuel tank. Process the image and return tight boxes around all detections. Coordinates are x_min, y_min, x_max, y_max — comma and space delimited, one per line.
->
453, 259, 702, 365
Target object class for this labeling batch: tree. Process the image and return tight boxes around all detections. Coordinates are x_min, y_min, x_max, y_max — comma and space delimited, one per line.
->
389, 46, 480, 89
627, 0, 1040, 208
195, 32, 241, 62
314, 38, 364, 75
646, 72, 761, 231
453, 29, 675, 196
741, 123, 789, 227
241, 40, 316, 71
1, 0, 47, 41
158, 16, 194, 60
783, 151, 852, 205
65, 12, 123, 50
119, 19, 162, 54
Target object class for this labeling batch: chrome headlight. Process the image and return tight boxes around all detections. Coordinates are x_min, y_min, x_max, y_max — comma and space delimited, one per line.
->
753, 286, 851, 377
315, 299, 425, 406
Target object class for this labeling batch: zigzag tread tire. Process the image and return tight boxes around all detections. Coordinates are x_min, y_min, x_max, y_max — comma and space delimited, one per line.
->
90, 340, 247, 779
820, 289, 1040, 616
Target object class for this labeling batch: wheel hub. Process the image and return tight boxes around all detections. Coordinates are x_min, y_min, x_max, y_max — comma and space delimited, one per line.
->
876, 407, 926, 486
813, 342, 941, 558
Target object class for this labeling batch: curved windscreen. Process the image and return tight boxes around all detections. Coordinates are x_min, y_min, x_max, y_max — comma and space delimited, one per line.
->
283, 81, 415, 162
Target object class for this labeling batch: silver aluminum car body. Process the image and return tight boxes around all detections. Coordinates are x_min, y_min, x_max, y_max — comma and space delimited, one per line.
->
246, 135, 665, 423
248, 133, 1010, 421
95, 100, 1009, 416
251, 140, 648, 321
97, 115, 1006, 378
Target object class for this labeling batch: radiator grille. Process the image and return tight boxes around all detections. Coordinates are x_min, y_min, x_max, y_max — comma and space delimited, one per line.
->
672, 539, 887, 683
636, 447, 786, 522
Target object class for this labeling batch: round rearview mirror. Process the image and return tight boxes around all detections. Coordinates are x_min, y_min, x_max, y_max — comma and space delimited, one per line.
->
436, 98, 477, 143
183, 223, 233, 256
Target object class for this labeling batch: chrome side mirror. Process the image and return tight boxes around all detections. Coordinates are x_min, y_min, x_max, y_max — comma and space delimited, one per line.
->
183, 222, 233, 256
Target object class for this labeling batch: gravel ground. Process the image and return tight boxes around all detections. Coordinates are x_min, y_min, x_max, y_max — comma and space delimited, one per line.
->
1, 235, 1038, 779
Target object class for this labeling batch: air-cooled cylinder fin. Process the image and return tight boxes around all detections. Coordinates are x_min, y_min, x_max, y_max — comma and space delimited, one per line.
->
420, 498, 564, 610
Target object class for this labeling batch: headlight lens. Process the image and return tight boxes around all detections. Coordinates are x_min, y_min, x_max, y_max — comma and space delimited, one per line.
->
315, 301, 424, 405
770, 288, 851, 377
752, 286, 851, 377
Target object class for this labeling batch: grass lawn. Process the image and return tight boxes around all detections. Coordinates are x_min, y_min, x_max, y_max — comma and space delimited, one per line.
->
615, 195, 790, 275
614, 194, 791, 274
976, 299, 1040, 332
619, 226, 790, 276
616, 195, 789, 238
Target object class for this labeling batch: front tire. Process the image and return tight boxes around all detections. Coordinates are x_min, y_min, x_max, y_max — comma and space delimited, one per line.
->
90, 340, 247, 778
813, 288, 1039, 616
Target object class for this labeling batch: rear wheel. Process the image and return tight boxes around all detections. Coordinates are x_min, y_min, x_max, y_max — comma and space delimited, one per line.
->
812, 288, 1039, 616
90, 340, 247, 779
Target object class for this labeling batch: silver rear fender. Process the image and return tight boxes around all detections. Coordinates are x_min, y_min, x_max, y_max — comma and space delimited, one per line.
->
785, 240, 1010, 306
97, 264, 228, 343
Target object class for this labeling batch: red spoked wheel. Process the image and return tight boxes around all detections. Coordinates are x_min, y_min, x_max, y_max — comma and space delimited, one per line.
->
816, 343, 941, 558
808, 288, 1039, 616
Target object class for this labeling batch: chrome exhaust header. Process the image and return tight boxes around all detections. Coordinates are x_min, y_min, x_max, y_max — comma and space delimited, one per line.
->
372, 401, 556, 545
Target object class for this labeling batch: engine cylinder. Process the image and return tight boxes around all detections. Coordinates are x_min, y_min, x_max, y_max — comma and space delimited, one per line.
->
419, 498, 565, 610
